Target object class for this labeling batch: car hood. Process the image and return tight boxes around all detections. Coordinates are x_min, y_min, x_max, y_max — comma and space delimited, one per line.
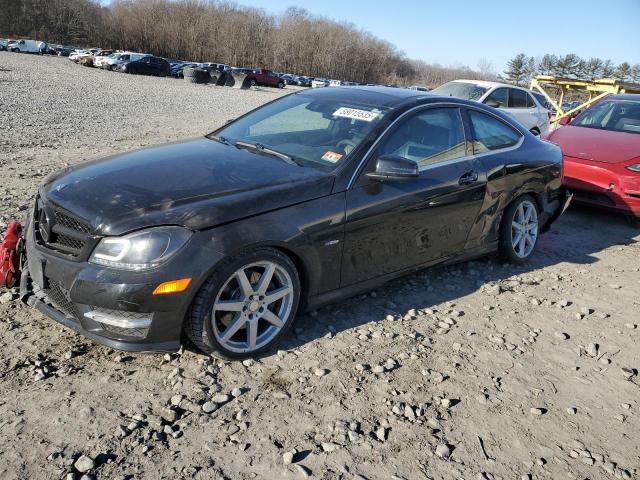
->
41, 138, 334, 235
548, 125, 640, 163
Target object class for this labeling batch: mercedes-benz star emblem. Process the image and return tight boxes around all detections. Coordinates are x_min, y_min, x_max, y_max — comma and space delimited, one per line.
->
39, 208, 50, 243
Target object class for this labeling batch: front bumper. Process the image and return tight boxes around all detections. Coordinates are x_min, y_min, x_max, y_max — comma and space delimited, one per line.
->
563, 157, 640, 217
20, 219, 206, 352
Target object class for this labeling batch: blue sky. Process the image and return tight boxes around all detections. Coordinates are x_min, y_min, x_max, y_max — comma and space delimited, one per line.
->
238, 0, 640, 71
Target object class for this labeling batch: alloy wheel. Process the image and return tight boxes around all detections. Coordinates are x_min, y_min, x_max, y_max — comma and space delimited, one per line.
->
511, 200, 538, 258
211, 261, 294, 354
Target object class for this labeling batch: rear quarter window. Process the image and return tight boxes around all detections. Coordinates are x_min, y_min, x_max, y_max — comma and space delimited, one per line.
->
468, 110, 522, 153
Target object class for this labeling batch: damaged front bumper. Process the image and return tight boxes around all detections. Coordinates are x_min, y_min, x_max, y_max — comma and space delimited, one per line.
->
19, 219, 194, 353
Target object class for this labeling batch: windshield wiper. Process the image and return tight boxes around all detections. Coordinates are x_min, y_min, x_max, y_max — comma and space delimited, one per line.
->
208, 134, 230, 145
234, 141, 299, 166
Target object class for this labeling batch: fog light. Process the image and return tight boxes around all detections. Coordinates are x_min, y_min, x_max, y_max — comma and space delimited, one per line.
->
153, 278, 192, 295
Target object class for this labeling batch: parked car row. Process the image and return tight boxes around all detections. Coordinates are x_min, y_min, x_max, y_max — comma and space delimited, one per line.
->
1, 38, 401, 91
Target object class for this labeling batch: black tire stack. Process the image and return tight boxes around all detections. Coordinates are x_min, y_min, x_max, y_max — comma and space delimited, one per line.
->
183, 67, 210, 84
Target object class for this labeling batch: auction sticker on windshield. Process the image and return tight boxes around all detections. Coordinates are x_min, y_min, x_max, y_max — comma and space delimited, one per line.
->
333, 107, 379, 122
321, 151, 343, 163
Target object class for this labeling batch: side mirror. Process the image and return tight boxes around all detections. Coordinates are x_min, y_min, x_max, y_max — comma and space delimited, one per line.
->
558, 116, 572, 126
366, 155, 419, 181
485, 100, 501, 108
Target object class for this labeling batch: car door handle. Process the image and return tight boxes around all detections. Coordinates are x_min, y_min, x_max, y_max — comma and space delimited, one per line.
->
459, 171, 479, 186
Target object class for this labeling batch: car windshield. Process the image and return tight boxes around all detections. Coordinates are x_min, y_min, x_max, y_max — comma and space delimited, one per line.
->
573, 100, 640, 134
431, 81, 489, 101
211, 93, 390, 169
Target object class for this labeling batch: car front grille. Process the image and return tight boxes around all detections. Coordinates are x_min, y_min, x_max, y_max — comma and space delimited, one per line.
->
34, 199, 95, 258
54, 210, 91, 233
52, 233, 85, 251
43, 280, 79, 320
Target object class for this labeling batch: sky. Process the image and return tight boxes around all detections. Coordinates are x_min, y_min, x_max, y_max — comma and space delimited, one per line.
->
235, 0, 640, 71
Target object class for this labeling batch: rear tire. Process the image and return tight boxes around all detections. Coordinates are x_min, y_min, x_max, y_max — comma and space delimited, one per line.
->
250, 79, 257, 87
185, 247, 300, 359
499, 195, 540, 263
277, 82, 284, 89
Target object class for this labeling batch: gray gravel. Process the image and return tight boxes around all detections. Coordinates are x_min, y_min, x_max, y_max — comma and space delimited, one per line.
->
0, 51, 292, 221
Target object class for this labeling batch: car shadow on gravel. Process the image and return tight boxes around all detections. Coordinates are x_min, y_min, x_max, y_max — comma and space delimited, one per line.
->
276, 205, 639, 355
181, 205, 639, 359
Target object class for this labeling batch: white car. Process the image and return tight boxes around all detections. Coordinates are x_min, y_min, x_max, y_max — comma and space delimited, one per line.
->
69, 50, 91, 62
9, 39, 46, 54
311, 78, 329, 88
94, 52, 118, 69
431, 80, 551, 135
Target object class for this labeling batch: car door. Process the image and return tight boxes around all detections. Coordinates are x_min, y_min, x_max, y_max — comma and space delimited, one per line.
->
341, 106, 487, 286
526, 92, 550, 133
506, 88, 537, 131
138, 57, 151, 74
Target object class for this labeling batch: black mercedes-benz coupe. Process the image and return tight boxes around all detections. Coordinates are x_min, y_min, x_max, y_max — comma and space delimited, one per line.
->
21, 86, 569, 358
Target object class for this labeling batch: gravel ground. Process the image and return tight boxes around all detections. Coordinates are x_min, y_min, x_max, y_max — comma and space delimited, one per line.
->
1, 52, 639, 480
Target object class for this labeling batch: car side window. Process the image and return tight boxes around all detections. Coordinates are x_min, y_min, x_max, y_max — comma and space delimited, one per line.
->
525, 93, 536, 108
509, 89, 528, 108
484, 88, 508, 108
377, 108, 467, 168
468, 110, 522, 153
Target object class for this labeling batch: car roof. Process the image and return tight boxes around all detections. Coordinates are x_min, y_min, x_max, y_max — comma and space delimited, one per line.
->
450, 79, 528, 90
302, 85, 429, 107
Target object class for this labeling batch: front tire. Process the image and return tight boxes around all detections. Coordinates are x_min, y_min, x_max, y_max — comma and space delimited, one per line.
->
185, 248, 300, 359
499, 195, 539, 263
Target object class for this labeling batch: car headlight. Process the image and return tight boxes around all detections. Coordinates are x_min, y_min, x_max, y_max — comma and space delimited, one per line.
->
89, 226, 192, 271
626, 164, 640, 173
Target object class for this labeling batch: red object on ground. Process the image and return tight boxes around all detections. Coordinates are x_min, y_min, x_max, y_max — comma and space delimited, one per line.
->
0, 221, 23, 288
546, 125, 640, 218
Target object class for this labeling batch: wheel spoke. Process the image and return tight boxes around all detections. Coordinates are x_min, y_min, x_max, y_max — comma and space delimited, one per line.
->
220, 315, 246, 342
255, 263, 276, 295
247, 320, 258, 349
264, 285, 292, 305
529, 233, 536, 248
524, 205, 533, 222
262, 309, 285, 327
518, 235, 526, 255
512, 221, 524, 231
235, 269, 254, 297
512, 231, 522, 248
214, 299, 245, 312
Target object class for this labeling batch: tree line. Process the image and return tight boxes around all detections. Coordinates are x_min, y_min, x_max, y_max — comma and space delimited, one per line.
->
0, 0, 498, 87
505, 53, 640, 87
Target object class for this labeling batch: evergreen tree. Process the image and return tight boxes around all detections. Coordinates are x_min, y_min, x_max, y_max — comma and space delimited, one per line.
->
601, 60, 616, 78
505, 53, 529, 86
584, 58, 604, 80
615, 62, 632, 82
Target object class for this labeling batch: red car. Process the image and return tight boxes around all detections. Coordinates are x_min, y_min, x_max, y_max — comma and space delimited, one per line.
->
245, 69, 285, 88
545, 94, 640, 222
